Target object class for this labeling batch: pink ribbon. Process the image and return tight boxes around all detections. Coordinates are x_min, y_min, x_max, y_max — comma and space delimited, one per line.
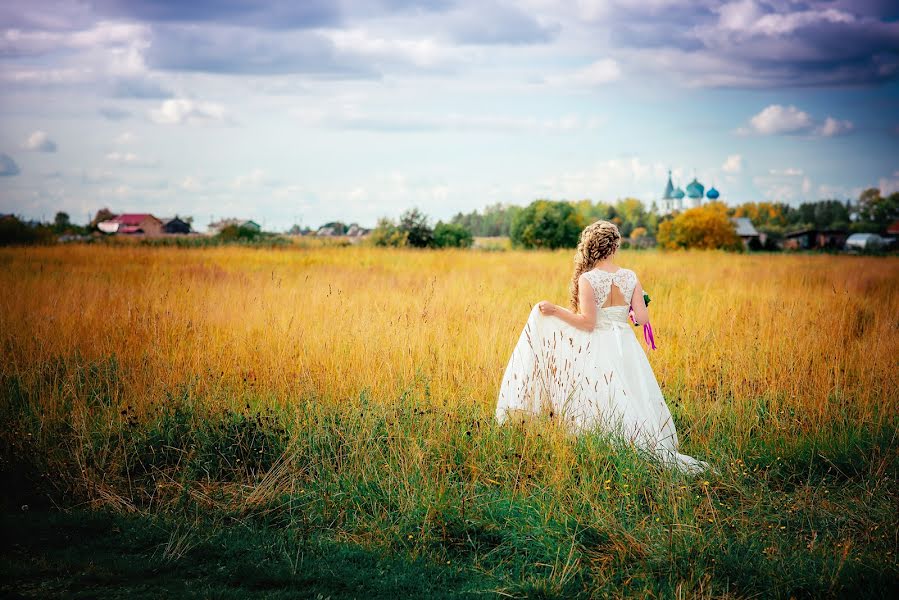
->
643, 322, 657, 350
629, 307, 657, 350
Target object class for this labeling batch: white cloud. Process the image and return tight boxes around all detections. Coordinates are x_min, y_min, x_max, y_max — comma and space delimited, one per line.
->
880, 171, 899, 196
105, 152, 158, 167
721, 154, 742, 174
24, 130, 57, 152
742, 104, 853, 137
149, 99, 228, 125
546, 58, 621, 87
233, 169, 266, 189
113, 131, 136, 145
747, 104, 813, 135
769, 168, 803, 176
291, 107, 604, 133
326, 29, 470, 69
816, 117, 854, 137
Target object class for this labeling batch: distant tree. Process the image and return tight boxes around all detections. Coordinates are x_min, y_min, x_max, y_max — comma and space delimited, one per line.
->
656, 202, 742, 250
629, 226, 648, 240
90, 208, 115, 229
0, 215, 55, 246
450, 203, 523, 237
53, 212, 71, 233
852, 188, 898, 233
217, 224, 260, 241
370, 217, 408, 247
510, 200, 583, 249
433, 222, 473, 248
398, 208, 433, 248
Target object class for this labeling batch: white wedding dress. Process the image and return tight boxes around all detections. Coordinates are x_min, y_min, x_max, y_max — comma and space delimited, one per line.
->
495, 268, 709, 474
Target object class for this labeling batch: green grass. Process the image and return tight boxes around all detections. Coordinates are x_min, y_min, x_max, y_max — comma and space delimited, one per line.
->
1, 508, 488, 599
1, 364, 898, 598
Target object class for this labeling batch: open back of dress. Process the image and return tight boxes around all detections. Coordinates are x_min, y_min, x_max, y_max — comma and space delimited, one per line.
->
495, 267, 709, 475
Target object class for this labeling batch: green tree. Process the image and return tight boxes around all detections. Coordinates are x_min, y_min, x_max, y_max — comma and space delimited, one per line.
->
53, 212, 71, 233
217, 224, 260, 242
433, 222, 473, 248
852, 188, 898, 233
398, 208, 433, 248
369, 217, 408, 247
510, 200, 583, 249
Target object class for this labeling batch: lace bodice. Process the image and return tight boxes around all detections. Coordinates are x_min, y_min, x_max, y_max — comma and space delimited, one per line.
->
582, 268, 638, 319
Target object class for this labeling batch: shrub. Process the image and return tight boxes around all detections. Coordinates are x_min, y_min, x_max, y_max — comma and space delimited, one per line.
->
433, 222, 473, 248
370, 218, 408, 247
398, 208, 433, 248
217, 224, 260, 242
510, 200, 582, 249
656, 202, 743, 250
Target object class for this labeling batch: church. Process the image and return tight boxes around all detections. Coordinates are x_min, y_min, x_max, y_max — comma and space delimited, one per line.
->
657, 170, 719, 214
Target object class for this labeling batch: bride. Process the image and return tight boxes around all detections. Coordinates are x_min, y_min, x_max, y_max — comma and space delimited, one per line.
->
495, 220, 710, 474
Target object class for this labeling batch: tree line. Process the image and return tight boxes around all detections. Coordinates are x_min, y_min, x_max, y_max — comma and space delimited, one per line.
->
3, 188, 896, 249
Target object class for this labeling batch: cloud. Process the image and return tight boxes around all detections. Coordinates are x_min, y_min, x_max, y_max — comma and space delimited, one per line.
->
110, 76, 172, 98
747, 105, 814, 135
880, 170, 899, 195
721, 154, 742, 174
816, 117, 854, 137
545, 58, 621, 87
105, 152, 159, 167
98, 106, 132, 120
769, 168, 804, 176
149, 98, 228, 125
232, 168, 266, 189
146, 25, 375, 77
596, 0, 899, 87
741, 104, 853, 137
446, 1, 559, 45
0, 154, 21, 176
89, 0, 341, 30
24, 130, 57, 152
292, 108, 604, 133
113, 131, 136, 144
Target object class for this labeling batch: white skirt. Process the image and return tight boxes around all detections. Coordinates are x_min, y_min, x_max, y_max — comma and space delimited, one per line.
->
496, 304, 709, 474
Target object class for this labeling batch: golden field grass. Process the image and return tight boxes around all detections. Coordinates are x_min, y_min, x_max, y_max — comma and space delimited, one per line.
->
1, 244, 898, 598
3, 245, 896, 432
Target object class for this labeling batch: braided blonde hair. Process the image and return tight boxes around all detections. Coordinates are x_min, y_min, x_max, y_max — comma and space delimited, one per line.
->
569, 220, 621, 312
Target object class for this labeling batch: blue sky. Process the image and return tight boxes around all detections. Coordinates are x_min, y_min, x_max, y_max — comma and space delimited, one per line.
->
1, 0, 898, 231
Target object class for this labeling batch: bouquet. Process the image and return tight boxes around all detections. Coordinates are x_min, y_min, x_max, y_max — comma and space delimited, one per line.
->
629, 291, 657, 350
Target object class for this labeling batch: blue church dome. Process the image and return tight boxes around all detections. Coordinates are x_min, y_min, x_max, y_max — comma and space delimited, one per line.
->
685, 178, 704, 199
706, 187, 719, 200
673, 187, 685, 199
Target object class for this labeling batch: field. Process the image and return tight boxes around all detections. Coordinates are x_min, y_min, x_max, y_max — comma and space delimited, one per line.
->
1, 244, 898, 598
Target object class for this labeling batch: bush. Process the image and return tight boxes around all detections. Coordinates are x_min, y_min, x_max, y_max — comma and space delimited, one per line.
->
217, 224, 261, 242
433, 222, 473, 248
510, 200, 582, 249
399, 208, 433, 248
656, 203, 743, 250
370, 218, 409, 247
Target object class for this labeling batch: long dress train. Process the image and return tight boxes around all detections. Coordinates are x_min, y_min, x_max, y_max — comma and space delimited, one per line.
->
495, 268, 709, 474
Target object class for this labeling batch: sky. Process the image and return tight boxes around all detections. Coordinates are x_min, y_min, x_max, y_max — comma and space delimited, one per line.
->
1, 0, 898, 232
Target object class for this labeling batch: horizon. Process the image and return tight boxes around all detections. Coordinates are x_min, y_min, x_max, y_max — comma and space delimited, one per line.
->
1, 0, 898, 232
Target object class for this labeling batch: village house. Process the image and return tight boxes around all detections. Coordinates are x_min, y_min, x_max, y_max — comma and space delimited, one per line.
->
783, 228, 848, 250
730, 217, 761, 249
97, 214, 163, 236
161, 217, 193, 234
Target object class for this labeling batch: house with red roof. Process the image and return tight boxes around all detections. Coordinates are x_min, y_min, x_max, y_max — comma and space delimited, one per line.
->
97, 214, 163, 236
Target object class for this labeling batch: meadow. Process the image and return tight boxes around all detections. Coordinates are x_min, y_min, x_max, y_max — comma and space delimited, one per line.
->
1, 244, 897, 598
